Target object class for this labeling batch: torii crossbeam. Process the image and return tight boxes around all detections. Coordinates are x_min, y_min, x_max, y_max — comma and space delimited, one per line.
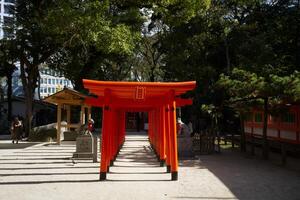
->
83, 79, 196, 181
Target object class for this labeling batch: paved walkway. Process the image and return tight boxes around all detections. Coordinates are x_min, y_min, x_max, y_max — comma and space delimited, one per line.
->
0, 134, 299, 200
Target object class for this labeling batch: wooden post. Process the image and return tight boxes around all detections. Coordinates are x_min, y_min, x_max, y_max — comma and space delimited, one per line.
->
66, 105, 71, 131
281, 142, 287, 166
217, 131, 221, 153
93, 135, 98, 163
57, 103, 62, 145
169, 93, 178, 181
88, 106, 92, 121
231, 132, 234, 148
159, 106, 166, 166
100, 89, 111, 181
165, 105, 171, 173
251, 134, 255, 156
80, 106, 86, 125
240, 114, 246, 152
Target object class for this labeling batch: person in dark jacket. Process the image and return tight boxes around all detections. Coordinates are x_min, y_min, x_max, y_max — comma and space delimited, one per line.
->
10, 117, 22, 144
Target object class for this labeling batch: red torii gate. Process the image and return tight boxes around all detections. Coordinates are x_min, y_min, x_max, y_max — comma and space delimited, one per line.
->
83, 79, 196, 181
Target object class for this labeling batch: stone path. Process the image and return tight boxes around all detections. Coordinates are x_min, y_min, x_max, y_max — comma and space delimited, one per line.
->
107, 134, 170, 181
0, 134, 299, 200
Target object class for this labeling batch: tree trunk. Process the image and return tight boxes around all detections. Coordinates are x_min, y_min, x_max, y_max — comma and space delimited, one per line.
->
24, 89, 34, 138
240, 113, 246, 152
149, 66, 155, 82
0, 85, 4, 102
224, 37, 230, 74
20, 59, 36, 138
6, 70, 12, 122
262, 97, 269, 160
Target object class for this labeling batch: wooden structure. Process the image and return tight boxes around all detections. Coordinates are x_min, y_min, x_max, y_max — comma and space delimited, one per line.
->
83, 80, 196, 181
244, 106, 300, 144
44, 88, 92, 144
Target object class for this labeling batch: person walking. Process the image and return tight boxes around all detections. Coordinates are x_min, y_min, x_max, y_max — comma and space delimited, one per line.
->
10, 117, 23, 144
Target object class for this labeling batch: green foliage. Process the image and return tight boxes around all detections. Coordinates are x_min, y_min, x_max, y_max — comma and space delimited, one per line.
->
46, 0, 147, 89
29, 128, 57, 142
153, 0, 211, 27
0, 40, 17, 77
217, 68, 300, 109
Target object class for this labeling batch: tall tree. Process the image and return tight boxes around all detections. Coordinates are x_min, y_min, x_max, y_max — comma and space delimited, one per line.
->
47, 0, 145, 89
0, 40, 18, 122
217, 68, 300, 159
13, 0, 60, 136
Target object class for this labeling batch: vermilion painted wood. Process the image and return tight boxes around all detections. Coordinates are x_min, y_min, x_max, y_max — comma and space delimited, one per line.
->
165, 105, 171, 168
160, 106, 166, 162
169, 101, 178, 173
244, 106, 300, 144
85, 97, 193, 108
83, 79, 196, 98
83, 80, 196, 180
100, 105, 109, 173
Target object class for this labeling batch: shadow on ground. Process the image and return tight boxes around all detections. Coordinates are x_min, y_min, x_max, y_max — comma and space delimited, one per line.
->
0, 142, 41, 149
188, 147, 300, 200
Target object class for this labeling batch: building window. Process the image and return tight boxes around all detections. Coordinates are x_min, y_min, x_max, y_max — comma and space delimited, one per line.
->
40, 88, 43, 93
254, 113, 262, 123
48, 79, 51, 84
56, 79, 59, 84
52, 88, 55, 93
4, 5, 15, 15
3, 16, 13, 27
48, 88, 51, 93
44, 88, 47, 93
282, 112, 296, 123
40, 78, 43, 84
5, 0, 15, 3
3, 17, 14, 38
52, 79, 55, 84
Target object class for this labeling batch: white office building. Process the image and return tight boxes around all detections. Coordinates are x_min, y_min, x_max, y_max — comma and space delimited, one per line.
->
9, 66, 74, 99
0, 1, 73, 99
39, 67, 73, 99
0, 0, 14, 38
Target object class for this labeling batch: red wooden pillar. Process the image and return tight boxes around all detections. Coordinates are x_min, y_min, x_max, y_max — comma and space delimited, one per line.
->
155, 109, 159, 154
159, 106, 166, 166
108, 110, 113, 167
156, 108, 161, 157
106, 106, 113, 171
121, 111, 126, 145
116, 110, 121, 150
100, 89, 111, 180
153, 109, 157, 152
156, 108, 161, 159
113, 111, 117, 162
121, 110, 124, 145
148, 111, 153, 145
165, 104, 171, 173
169, 91, 178, 180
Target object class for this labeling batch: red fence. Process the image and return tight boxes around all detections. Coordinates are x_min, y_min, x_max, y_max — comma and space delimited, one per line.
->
244, 106, 300, 144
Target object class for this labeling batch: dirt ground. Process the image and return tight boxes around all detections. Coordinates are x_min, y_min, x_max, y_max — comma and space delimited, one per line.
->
0, 135, 299, 200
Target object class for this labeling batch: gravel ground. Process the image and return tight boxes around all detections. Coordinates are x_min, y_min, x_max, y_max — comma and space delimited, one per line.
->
0, 135, 299, 200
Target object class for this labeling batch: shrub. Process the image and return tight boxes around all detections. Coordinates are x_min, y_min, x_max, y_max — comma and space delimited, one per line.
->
29, 128, 57, 142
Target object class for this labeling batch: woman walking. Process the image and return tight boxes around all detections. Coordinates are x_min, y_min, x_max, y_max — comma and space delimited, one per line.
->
10, 117, 23, 144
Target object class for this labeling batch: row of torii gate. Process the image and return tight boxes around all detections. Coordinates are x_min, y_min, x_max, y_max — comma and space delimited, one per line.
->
83, 79, 196, 181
